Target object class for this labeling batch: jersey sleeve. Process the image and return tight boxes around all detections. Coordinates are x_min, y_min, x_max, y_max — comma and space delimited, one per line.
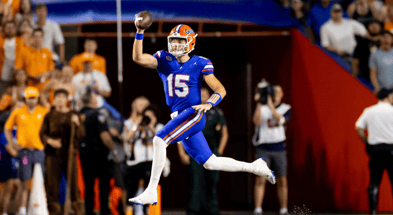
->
201, 59, 214, 75
5, 109, 18, 131
97, 109, 109, 133
152, 50, 162, 67
355, 109, 368, 129
97, 72, 112, 92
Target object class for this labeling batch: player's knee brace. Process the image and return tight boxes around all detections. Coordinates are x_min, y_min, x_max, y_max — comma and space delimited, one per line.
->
203, 154, 218, 170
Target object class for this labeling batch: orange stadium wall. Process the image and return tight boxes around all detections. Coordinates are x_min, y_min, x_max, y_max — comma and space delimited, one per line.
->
285, 29, 393, 212
67, 27, 393, 212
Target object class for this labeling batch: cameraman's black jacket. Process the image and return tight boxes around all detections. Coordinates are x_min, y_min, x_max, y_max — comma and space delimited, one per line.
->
79, 107, 110, 155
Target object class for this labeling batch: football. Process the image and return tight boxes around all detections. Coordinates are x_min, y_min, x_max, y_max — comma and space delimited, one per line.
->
135, 11, 153, 30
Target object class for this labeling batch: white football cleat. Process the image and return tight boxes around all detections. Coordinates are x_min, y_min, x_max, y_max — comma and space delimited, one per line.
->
252, 158, 276, 184
129, 188, 158, 205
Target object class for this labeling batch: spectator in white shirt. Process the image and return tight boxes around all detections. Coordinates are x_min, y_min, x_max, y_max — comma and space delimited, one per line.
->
72, 58, 111, 109
321, 3, 368, 57
33, 4, 65, 63
355, 88, 393, 215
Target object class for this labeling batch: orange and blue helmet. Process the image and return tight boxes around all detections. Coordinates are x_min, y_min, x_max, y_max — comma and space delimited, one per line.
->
167, 24, 197, 57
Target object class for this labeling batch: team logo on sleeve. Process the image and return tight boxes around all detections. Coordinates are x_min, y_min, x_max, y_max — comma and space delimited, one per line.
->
166, 56, 172, 61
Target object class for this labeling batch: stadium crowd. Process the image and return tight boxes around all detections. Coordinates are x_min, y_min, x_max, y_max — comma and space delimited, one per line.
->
0, 2, 172, 215
0, 0, 391, 215
279, 0, 393, 91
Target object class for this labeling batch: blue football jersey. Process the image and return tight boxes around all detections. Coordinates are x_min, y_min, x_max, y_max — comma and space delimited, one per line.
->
153, 50, 214, 112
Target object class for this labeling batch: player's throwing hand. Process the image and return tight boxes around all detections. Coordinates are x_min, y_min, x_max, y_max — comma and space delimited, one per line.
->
192, 103, 212, 112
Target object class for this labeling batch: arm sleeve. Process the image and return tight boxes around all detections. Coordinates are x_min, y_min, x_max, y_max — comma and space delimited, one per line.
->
355, 109, 368, 129
202, 59, 214, 75
4, 109, 17, 130
320, 25, 330, 47
369, 52, 376, 69
53, 22, 65, 45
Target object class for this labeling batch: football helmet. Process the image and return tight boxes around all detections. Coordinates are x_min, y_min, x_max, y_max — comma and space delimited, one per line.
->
167, 24, 197, 57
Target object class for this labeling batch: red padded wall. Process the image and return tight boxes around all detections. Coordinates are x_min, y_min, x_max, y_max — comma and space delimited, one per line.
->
287, 29, 393, 212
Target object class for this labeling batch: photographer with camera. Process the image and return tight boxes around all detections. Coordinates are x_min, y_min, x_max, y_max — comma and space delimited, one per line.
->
123, 104, 170, 215
252, 79, 291, 215
72, 57, 111, 110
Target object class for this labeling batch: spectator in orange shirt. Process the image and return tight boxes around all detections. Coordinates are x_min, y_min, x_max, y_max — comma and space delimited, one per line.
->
17, 18, 33, 47
70, 38, 107, 74
0, 20, 25, 97
15, 28, 54, 91
0, 68, 27, 112
4, 86, 49, 215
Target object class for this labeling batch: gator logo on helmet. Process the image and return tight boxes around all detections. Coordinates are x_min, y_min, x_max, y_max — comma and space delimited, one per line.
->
185, 28, 194, 34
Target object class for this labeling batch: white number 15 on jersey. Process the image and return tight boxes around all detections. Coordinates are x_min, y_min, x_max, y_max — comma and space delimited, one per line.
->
167, 73, 190, 98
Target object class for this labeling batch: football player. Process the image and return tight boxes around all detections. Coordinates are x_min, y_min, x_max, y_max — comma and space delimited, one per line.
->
130, 20, 276, 205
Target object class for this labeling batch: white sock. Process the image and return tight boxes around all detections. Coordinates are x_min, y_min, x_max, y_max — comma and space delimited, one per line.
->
279, 208, 288, 214
203, 154, 253, 172
3, 212, 9, 215
146, 136, 167, 190
18, 207, 26, 215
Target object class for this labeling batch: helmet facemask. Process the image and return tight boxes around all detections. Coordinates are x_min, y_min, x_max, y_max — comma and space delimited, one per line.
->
167, 34, 197, 58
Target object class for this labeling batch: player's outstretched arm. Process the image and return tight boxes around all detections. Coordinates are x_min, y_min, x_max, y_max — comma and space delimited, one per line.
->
193, 74, 226, 112
132, 28, 158, 70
